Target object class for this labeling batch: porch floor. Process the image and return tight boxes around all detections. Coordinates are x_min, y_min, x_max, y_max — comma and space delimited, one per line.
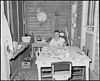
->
14, 57, 96, 80
14, 57, 38, 80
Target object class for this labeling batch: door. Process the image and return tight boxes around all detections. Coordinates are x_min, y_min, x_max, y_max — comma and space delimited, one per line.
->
81, 1, 99, 70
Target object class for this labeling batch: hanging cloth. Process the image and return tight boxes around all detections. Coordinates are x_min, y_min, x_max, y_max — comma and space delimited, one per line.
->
65, 27, 70, 45
1, 1, 13, 80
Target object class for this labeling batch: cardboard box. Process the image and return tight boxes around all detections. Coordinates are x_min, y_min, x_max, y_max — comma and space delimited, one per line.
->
21, 57, 33, 68
22, 62, 31, 68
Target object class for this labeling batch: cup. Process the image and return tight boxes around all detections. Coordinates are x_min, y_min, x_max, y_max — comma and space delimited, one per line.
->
13, 41, 18, 52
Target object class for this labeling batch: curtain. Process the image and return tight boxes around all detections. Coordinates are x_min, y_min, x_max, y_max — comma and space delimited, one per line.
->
1, 1, 13, 80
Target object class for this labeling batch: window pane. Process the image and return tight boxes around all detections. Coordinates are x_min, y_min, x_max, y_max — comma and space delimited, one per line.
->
89, 1, 93, 25
87, 1, 91, 25
91, 1, 96, 25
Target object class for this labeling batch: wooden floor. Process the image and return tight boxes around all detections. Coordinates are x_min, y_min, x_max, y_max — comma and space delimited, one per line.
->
14, 57, 38, 80
13, 56, 98, 80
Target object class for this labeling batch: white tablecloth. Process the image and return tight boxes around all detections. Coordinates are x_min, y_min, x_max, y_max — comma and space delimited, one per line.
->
35, 46, 91, 80
36, 46, 91, 67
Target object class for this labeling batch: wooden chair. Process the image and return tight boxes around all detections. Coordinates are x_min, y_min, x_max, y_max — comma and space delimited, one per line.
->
84, 49, 89, 56
51, 61, 72, 80
82, 46, 89, 56
59, 31, 69, 46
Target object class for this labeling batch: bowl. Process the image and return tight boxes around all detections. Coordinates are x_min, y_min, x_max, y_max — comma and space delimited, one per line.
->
21, 36, 31, 43
17, 44, 22, 50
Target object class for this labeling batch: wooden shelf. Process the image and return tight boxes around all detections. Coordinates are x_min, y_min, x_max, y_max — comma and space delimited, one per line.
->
71, 66, 85, 80
41, 67, 52, 80
12, 42, 30, 59
41, 69, 51, 72
42, 74, 52, 78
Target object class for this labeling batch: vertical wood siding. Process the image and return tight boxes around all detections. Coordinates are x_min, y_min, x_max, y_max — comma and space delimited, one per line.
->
12, 1, 18, 41
72, 1, 82, 47
93, 12, 99, 79
18, 1, 23, 42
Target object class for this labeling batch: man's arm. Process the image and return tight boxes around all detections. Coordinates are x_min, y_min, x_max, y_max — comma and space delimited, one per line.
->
59, 38, 66, 48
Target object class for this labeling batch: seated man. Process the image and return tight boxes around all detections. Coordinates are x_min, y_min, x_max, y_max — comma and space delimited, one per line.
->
50, 30, 65, 49
40, 30, 69, 57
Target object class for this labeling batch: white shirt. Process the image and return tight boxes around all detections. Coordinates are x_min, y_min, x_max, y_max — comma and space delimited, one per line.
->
50, 37, 65, 48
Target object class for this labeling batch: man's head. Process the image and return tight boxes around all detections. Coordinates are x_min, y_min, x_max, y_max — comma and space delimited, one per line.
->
54, 30, 60, 39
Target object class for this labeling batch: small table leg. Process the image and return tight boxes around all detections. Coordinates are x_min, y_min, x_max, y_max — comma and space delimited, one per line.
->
32, 46, 36, 61
86, 66, 89, 80
37, 66, 41, 80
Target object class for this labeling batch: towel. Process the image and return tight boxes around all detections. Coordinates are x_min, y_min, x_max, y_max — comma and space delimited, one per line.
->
65, 27, 69, 45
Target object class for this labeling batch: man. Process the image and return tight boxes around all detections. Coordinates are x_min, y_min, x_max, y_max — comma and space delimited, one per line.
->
50, 30, 65, 49
40, 30, 66, 57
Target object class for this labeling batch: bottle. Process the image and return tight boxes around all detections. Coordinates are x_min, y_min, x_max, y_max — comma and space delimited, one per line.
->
32, 33, 34, 43
37, 35, 41, 41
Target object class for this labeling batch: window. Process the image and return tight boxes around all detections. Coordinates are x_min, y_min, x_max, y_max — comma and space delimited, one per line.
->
87, 1, 96, 26
86, 1, 96, 32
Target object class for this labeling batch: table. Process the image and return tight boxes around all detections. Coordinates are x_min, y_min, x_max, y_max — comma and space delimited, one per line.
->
32, 42, 49, 58
35, 46, 91, 80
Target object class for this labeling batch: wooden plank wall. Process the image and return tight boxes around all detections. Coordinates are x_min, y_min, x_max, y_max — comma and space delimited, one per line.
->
93, 9, 99, 79
76, 1, 82, 47
25, 1, 71, 39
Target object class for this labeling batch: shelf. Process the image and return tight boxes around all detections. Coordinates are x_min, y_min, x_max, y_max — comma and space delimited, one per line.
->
71, 66, 85, 80
12, 42, 30, 59
41, 69, 51, 72
41, 67, 52, 80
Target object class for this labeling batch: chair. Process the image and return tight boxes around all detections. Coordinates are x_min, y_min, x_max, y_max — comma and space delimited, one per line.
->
60, 31, 70, 46
51, 61, 72, 80
82, 46, 89, 56
84, 49, 89, 56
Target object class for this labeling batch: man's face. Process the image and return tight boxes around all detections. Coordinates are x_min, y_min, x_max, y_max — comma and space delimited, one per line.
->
54, 32, 59, 39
